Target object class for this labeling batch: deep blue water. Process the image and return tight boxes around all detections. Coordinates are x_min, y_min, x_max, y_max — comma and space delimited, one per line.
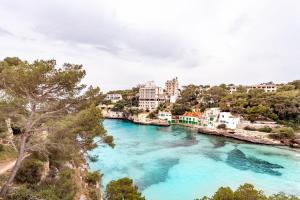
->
89, 119, 300, 200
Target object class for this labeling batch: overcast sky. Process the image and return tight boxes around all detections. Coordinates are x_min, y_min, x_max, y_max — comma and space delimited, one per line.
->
0, 0, 299, 91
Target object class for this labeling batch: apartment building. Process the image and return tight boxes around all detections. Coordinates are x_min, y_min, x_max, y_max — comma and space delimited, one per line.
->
165, 77, 179, 103
138, 81, 165, 110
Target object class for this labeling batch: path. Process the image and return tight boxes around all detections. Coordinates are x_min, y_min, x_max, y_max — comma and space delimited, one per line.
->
0, 160, 16, 175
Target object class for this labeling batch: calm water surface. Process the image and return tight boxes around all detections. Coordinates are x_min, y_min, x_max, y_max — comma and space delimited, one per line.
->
89, 120, 300, 200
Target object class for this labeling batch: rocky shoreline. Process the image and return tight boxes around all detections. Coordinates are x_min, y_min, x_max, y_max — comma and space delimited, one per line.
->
105, 115, 300, 148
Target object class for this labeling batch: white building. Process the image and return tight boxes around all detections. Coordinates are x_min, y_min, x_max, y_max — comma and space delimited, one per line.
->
218, 112, 240, 129
158, 111, 172, 122
139, 81, 165, 110
105, 93, 123, 103
201, 108, 220, 128
247, 83, 277, 93
229, 83, 277, 93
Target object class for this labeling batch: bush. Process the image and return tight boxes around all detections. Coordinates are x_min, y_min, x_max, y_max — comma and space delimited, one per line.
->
147, 112, 157, 119
270, 127, 296, 140
106, 177, 145, 200
85, 171, 102, 185
217, 124, 227, 129
15, 158, 44, 184
257, 126, 272, 133
0, 143, 4, 151
89, 188, 101, 200
244, 126, 256, 131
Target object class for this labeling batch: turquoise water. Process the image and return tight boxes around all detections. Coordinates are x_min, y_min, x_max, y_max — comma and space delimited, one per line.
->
89, 119, 300, 200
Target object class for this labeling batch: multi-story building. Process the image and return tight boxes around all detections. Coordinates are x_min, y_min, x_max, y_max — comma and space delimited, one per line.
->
165, 77, 179, 96
165, 77, 179, 103
138, 81, 165, 110
104, 93, 123, 103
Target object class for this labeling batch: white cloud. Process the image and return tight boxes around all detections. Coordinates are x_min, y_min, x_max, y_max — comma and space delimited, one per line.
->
0, 0, 299, 91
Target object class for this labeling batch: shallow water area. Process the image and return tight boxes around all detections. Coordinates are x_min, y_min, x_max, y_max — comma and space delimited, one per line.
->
89, 119, 300, 200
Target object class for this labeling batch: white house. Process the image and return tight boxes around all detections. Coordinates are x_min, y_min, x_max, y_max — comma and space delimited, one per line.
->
105, 93, 123, 103
158, 111, 172, 122
218, 112, 240, 129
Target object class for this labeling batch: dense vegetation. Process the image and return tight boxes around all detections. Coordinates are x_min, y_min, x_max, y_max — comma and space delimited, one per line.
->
198, 183, 299, 200
0, 57, 113, 198
105, 178, 145, 200
172, 82, 300, 129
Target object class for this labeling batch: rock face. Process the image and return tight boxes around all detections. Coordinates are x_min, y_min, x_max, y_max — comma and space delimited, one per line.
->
226, 149, 284, 176
197, 127, 286, 146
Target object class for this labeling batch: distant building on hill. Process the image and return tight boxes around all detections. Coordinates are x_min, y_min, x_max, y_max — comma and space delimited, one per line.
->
165, 77, 179, 103
229, 82, 277, 93
105, 93, 123, 103
138, 81, 165, 110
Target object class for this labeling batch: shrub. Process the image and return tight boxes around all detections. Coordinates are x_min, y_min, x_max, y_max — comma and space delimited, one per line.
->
270, 127, 296, 140
147, 112, 157, 119
52, 168, 77, 200
85, 171, 102, 185
15, 158, 44, 184
0, 143, 4, 151
89, 188, 101, 200
6, 186, 35, 200
257, 126, 272, 133
106, 177, 145, 200
217, 124, 227, 129
244, 126, 256, 131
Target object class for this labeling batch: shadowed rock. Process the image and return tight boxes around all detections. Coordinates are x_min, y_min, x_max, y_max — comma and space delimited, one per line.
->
226, 149, 284, 176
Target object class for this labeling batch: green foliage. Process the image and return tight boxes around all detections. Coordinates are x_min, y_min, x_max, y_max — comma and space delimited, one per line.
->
6, 186, 34, 200
200, 183, 300, 200
105, 177, 145, 200
257, 126, 273, 133
171, 103, 191, 115
234, 183, 267, 200
244, 126, 256, 131
9, 167, 78, 200
111, 100, 128, 111
15, 158, 44, 184
107, 87, 139, 107
89, 187, 101, 200
147, 112, 157, 119
273, 127, 295, 139
268, 192, 300, 200
212, 186, 234, 200
0, 144, 17, 161
85, 171, 102, 185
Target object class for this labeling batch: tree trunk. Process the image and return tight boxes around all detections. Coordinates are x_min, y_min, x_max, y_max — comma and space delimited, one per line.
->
0, 133, 27, 197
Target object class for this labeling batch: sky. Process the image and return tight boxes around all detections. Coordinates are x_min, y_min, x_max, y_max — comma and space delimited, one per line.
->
0, 0, 299, 91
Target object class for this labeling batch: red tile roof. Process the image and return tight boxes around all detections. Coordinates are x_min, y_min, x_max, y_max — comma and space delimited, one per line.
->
182, 112, 202, 118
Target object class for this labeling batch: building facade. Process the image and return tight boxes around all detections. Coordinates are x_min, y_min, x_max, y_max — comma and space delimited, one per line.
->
158, 111, 172, 123
104, 93, 123, 103
179, 112, 202, 125
138, 81, 165, 110
165, 77, 179, 103
201, 108, 220, 128
229, 83, 277, 93
218, 112, 240, 129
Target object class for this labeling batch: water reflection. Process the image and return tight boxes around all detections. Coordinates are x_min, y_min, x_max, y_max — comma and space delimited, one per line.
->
226, 149, 284, 176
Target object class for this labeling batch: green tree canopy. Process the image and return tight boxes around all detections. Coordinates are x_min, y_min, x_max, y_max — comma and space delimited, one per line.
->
105, 178, 145, 200
0, 57, 113, 196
